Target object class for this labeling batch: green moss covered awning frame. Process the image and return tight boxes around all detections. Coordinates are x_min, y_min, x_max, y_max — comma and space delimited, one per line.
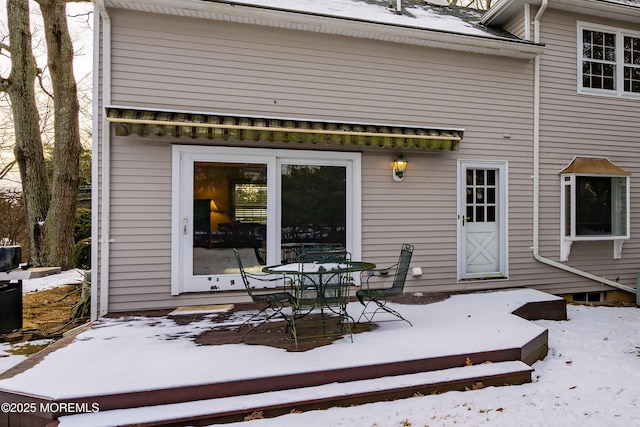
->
106, 108, 463, 151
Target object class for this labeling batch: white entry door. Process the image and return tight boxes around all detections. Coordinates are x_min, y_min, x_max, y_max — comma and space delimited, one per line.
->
458, 161, 508, 280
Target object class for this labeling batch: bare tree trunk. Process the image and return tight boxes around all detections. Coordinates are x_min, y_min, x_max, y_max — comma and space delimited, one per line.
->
3, 0, 51, 266
38, 0, 81, 269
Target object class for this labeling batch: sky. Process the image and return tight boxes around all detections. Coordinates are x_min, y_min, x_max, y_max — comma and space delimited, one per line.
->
0, 278, 638, 426
0, 1, 94, 188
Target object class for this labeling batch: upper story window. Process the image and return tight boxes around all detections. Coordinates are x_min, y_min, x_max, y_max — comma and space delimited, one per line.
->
560, 157, 631, 261
578, 22, 640, 98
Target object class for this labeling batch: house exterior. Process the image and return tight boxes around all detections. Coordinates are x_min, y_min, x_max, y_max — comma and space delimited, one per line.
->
92, 0, 639, 317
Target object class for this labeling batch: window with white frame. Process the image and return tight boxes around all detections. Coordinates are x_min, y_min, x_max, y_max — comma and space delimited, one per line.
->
560, 157, 631, 261
579, 22, 640, 97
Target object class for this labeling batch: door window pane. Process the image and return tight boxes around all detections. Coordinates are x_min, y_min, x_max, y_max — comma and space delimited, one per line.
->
487, 206, 496, 222
465, 168, 497, 224
486, 170, 496, 186
487, 187, 496, 204
193, 162, 267, 275
466, 205, 474, 222
281, 165, 346, 261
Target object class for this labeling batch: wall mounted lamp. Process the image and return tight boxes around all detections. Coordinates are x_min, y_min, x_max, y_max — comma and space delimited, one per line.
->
392, 154, 408, 182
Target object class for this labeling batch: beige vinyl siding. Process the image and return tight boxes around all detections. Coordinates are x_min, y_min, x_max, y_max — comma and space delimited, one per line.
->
108, 10, 531, 124
502, 11, 528, 40
532, 8, 640, 295
103, 9, 550, 311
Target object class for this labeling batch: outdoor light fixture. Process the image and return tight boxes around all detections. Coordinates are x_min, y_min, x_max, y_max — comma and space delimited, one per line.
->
392, 154, 408, 181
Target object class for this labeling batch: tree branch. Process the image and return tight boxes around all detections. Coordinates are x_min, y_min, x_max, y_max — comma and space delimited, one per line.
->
0, 160, 17, 180
0, 77, 10, 94
36, 69, 53, 99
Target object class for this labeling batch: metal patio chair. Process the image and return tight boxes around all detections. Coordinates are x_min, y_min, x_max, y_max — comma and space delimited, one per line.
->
356, 243, 414, 326
298, 244, 351, 311
295, 245, 355, 342
233, 248, 298, 344
300, 243, 349, 263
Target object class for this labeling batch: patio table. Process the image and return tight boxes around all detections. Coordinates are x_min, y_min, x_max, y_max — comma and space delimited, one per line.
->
262, 261, 376, 300
262, 261, 376, 341
263, 260, 376, 274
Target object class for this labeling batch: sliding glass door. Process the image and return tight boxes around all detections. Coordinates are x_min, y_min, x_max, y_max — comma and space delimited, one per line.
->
172, 146, 361, 294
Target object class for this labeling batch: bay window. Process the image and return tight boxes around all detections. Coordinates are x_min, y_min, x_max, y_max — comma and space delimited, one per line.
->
560, 157, 630, 261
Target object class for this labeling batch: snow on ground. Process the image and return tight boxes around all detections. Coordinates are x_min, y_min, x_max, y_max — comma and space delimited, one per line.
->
21, 268, 84, 294
223, 304, 640, 427
47, 300, 640, 427
0, 342, 28, 375
0, 270, 84, 374
0, 280, 638, 426
22, 268, 84, 294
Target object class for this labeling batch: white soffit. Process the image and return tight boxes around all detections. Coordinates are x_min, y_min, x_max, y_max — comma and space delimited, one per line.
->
103, 0, 545, 59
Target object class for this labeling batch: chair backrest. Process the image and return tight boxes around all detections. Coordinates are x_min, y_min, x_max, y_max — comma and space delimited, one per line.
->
300, 243, 349, 263
301, 249, 350, 263
390, 243, 414, 293
233, 248, 256, 299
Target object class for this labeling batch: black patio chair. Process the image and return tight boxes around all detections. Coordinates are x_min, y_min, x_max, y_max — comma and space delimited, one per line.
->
356, 243, 414, 326
295, 245, 355, 342
233, 248, 297, 344
300, 243, 349, 263
298, 244, 351, 310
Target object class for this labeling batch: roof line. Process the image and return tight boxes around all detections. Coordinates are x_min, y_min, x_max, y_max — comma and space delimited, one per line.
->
105, 0, 545, 58
208, 0, 541, 46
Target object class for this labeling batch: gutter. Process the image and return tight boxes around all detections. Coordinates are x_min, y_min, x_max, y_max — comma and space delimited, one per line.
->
95, 0, 112, 317
90, 3, 99, 321
531, 0, 636, 295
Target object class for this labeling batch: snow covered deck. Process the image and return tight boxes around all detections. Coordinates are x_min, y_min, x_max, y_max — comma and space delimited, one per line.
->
0, 288, 566, 426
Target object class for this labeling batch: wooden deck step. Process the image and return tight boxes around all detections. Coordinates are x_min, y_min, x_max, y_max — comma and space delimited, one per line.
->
56, 361, 533, 427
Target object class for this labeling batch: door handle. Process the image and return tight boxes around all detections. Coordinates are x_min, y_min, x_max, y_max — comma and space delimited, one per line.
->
462, 216, 471, 226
